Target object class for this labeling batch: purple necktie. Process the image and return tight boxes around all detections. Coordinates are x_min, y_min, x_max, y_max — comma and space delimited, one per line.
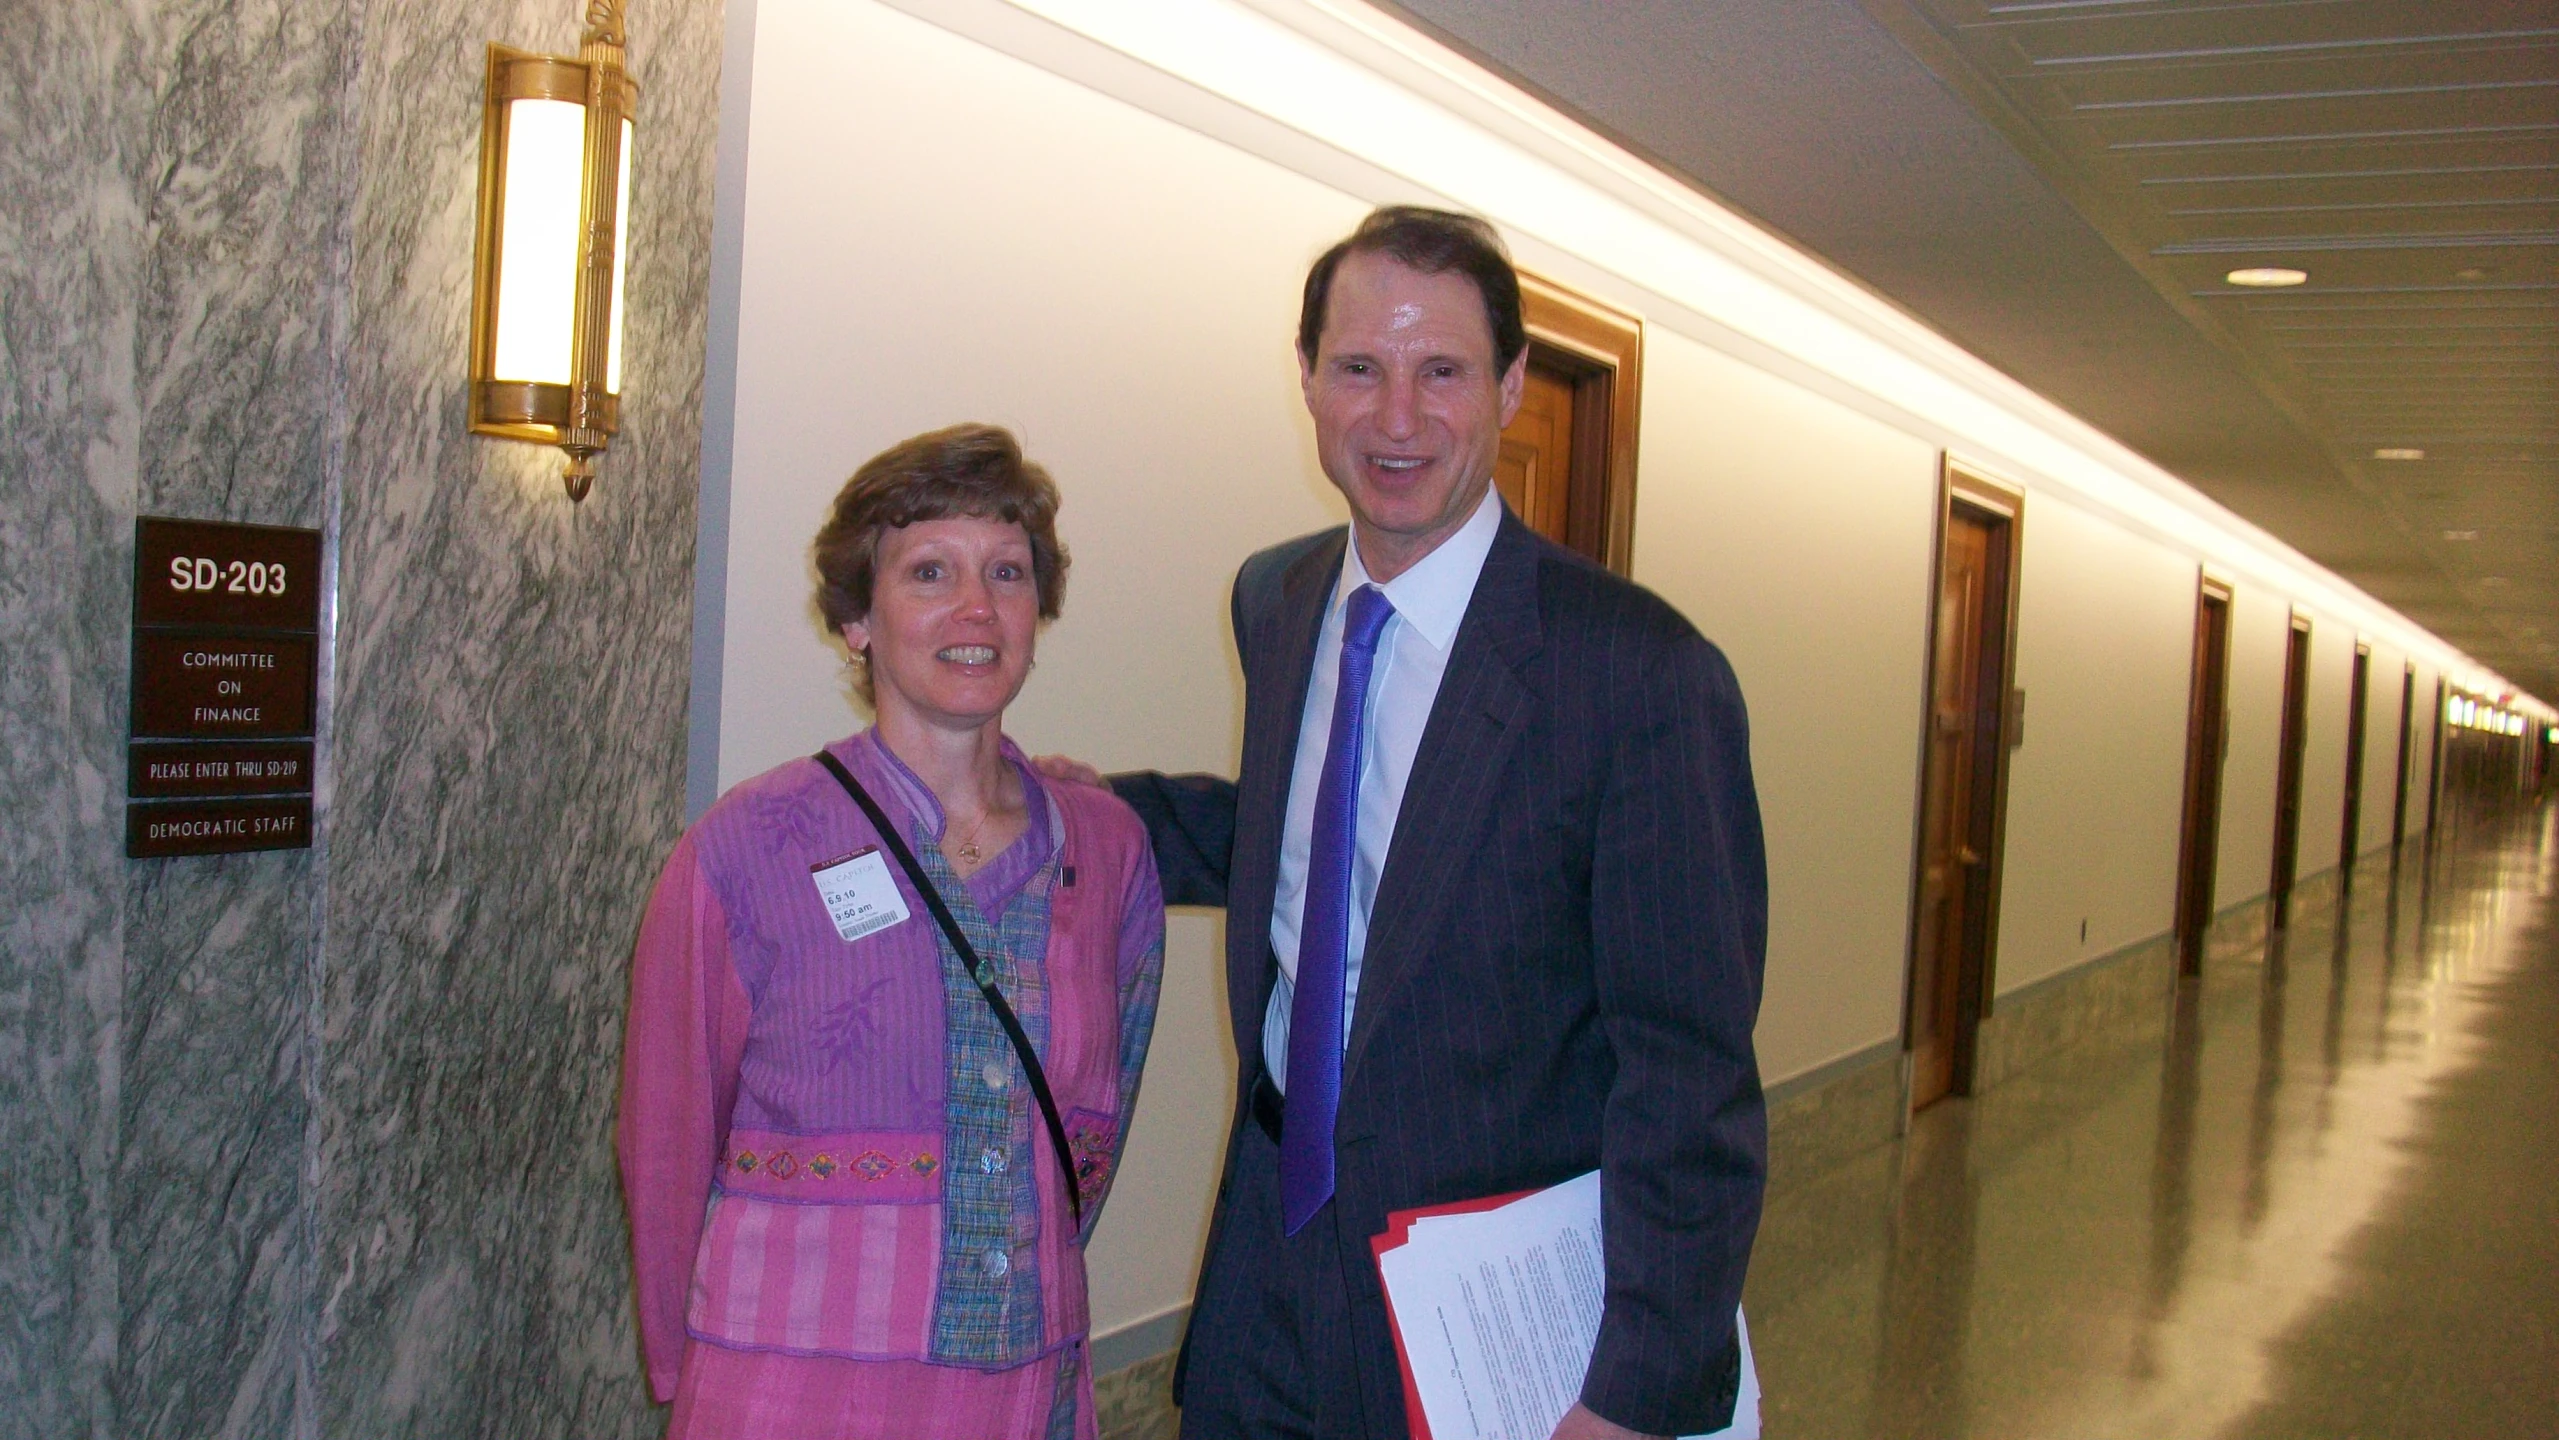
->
1282, 583, 1396, 1235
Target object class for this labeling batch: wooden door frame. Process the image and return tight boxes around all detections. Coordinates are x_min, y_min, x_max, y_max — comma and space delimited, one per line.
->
1898, 459, 2025, 1107
1517, 271, 1643, 575
2424, 675, 2446, 851
2173, 573, 2234, 975
2389, 662, 2415, 850
2338, 640, 2372, 882
2269, 611, 2314, 929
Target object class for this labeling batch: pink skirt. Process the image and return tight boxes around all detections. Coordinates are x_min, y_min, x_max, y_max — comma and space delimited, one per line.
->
665, 1337, 1095, 1440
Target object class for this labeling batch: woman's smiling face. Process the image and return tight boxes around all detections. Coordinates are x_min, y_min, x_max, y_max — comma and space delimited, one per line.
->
840, 514, 1040, 732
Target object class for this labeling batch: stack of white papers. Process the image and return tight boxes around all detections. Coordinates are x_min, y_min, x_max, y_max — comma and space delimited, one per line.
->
1374, 1170, 1760, 1440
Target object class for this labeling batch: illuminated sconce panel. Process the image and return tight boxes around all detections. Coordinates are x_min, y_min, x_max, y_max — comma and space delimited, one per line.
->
468, 2, 638, 502
490, 97, 585, 386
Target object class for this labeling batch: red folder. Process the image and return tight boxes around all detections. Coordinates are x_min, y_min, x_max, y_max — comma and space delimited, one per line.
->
1369, 1188, 1540, 1440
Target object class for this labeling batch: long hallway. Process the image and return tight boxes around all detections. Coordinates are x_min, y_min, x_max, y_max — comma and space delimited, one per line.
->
1748, 804, 2559, 1439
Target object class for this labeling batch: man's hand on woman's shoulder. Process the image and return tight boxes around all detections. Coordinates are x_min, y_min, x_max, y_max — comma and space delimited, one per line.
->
1031, 754, 1107, 788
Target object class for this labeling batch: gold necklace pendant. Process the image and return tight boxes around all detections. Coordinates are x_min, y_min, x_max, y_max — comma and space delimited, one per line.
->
951, 813, 986, 866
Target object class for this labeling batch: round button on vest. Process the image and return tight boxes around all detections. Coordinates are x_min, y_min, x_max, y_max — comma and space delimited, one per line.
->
983, 1249, 1010, 1278
981, 1147, 1007, 1175
982, 1061, 1008, 1090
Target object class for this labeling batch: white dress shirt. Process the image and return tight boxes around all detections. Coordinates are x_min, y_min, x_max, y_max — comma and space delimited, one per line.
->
1262, 487, 1504, 1092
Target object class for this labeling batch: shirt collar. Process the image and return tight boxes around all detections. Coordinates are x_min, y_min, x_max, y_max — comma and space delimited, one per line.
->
846, 727, 1051, 848
1338, 486, 1504, 653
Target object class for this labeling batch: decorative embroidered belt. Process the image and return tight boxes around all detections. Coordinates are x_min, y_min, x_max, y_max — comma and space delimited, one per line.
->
717, 1128, 942, 1204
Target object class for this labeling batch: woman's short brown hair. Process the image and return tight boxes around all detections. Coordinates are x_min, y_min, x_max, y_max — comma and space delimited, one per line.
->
812, 423, 1070, 637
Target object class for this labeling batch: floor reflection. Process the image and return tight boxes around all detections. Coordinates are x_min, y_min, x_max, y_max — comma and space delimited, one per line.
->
2131, 974, 2201, 1386
1865, 1109, 1977, 1438
1748, 802, 2559, 1439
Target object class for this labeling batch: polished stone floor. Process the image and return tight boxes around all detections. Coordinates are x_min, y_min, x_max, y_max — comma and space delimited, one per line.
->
1747, 802, 2559, 1439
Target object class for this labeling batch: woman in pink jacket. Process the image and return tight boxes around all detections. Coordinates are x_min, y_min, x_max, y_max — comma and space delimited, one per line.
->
619, 424, 1165, 1439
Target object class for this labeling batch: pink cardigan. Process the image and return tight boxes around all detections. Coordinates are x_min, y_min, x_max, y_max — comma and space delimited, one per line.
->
617, 732, 1164, 1403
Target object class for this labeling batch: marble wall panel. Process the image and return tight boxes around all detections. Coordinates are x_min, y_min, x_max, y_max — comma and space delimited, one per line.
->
311, 1, 719, 1435
119, 858, 320, 1440
5, 0, 716, 1434
110, 2, 355, 1436
0, 4, 139, 1432
5, 0, 355, 1434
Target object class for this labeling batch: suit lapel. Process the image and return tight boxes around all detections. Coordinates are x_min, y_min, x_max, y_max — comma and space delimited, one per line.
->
1228, 530, 1346, 1065
1342, 514, 1546, 1089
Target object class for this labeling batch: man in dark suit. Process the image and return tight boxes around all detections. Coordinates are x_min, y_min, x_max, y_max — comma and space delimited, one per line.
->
1098, 207, 1766, 1440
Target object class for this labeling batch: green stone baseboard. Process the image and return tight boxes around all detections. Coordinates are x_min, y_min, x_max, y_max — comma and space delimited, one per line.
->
1764, 1038, 1904, 1195
1971, 931, 2180, 1094
1094, 1347, 1180, 1440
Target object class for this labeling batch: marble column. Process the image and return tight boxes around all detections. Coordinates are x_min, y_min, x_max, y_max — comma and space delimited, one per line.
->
4, 1, 355, 1435
312, 1, 719, 1434
0, 0, 721, 1435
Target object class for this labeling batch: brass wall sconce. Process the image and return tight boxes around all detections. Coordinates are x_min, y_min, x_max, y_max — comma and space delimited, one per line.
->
469, 1, 638, 502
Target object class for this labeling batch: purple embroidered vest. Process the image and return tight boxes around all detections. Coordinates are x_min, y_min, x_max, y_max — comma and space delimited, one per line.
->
680, 732, 1149, 1367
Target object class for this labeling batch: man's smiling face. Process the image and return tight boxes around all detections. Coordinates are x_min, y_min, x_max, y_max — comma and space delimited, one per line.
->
1301, 250, 1525, 582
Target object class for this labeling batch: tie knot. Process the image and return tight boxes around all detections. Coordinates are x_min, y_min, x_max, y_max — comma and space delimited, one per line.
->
1343, 584, 1395, 656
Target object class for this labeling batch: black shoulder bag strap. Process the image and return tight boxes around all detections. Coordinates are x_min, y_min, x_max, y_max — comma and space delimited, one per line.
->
812, 749, 1084, 1231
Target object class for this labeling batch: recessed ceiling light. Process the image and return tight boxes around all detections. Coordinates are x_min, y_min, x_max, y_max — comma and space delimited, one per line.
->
2443, 529, 2480, 541
2227, 266, 2309, 288
2373, 447, 2425, 461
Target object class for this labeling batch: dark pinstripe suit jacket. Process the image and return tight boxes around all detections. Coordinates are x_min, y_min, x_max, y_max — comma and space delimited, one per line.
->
1115, 509, 1768, 1436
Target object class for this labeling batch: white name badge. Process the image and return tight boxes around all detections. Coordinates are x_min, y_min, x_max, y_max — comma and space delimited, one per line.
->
810, 847, 910, 943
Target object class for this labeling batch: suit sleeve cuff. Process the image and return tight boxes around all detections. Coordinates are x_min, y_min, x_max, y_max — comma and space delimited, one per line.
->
1578, 1325, 1740, 1437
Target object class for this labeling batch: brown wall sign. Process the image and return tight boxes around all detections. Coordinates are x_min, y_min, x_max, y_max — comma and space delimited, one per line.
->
130, 740, 316, 799
127, 796, 314, 859
128, 517, 324, 858
135, 518, 322, 630
130, 633, 316, 738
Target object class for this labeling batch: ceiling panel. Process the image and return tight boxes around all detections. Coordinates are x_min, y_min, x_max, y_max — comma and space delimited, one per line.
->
1902, 0, 2558, 696
1374, 0, 2558, 698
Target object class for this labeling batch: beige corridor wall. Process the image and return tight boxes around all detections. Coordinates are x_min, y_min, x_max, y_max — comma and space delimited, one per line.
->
708, 0, 1360, 1338
1630, 330, 1939, 1082
2217, 584, 2292, 910
2204, 588, 2449, 919
1994, 493, 2195, 993
2296, 616, 2357, 884
706, 0, 1971, 1335
2353, 644, 2397, 857
2355, 642, 2411, 857
2410, 661, 2444, 836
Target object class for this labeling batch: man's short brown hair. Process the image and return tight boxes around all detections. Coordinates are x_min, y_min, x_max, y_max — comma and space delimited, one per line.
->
1298, 206, 1526, 372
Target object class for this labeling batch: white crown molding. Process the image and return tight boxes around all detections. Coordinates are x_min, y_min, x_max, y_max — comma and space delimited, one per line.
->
862, 0, 2537, 707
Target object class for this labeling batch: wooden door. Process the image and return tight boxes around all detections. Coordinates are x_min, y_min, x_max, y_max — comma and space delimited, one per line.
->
2424, 676, 2446, 850
1500, 273, 1643, 573
2269, 617, 2313, 929
2174, 583, 2232, 974
2338, 645, 2371, 881
1496, 358, 1580, 544
2389, 664, 2415, 850
1910, 508, 2000, 1109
